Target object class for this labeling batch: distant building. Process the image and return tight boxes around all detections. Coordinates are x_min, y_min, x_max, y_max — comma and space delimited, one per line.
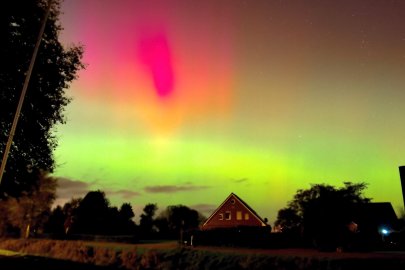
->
354, 202, 398, 234
341, 202, 400, 250
202, 193, 268, 230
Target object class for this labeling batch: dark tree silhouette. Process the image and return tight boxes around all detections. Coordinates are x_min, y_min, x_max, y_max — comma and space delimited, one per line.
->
155, 205, 204, 239
44, 198, 79, 236
139, 203, 158, 237
44, 205, 65, 235
71, 190, 110, 235
0, 0, 84, 197
117, 203, 136, 235
62, 197, 81, 234
275, 182, 371, 250
274, 207, 301, 232
45, 196, 137, 237
105, 206, 120, 234
120, 203, 135, 221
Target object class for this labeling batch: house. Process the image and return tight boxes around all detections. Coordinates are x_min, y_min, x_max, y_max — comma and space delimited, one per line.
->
353, 202, 398, 235
202, 192, 268, 230
342, 202, 400, 250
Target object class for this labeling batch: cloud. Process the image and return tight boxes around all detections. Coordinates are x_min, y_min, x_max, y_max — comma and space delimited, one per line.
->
189, 203, 216, 216
54, 177, 90, 207
232, 178, 248, 184
107, 190, 141, 199
144, 184, 209, 193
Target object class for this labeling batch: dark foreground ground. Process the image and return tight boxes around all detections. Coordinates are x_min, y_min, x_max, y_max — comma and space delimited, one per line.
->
0, 254, 115, 270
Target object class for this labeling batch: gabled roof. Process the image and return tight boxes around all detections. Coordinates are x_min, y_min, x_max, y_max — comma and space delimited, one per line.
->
354, 202, 398, 227
202, 192, 267, 228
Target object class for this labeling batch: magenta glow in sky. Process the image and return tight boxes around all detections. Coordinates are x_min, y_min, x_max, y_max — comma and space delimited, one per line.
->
55, 0, 405, 222
138, 31, 174, 98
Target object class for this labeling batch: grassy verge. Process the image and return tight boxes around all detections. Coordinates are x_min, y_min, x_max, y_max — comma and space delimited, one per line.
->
0, 249, 21, 256
0, 239, 404, 270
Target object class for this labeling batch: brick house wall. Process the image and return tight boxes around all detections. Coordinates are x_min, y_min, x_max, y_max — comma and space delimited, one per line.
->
202, 193, 266, 230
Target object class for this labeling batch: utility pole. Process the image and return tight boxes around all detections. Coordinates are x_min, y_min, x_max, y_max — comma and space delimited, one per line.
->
0, 0, 53, 185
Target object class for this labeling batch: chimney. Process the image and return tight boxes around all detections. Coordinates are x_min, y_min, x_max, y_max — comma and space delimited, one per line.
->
399, 166, 405, 211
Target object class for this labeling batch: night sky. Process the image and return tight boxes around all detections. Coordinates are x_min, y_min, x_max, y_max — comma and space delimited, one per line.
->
54, 0, 405, 223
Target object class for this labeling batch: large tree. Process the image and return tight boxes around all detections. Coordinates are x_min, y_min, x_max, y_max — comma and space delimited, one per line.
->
155, 205, 204, 239
0, 0, 84, 197
117, 203, 136, 235
71, 190, 111, 235
0, 170, 57, 237
275, 182, 371, 249
139, 203, 158, 236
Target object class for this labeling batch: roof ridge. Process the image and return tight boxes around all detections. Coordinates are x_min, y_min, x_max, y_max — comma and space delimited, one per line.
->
202, 192, 267, 228
231, 192, 267, 224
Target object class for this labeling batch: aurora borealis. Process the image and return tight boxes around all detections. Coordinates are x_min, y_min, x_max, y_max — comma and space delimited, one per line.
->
54, 0, 405, 222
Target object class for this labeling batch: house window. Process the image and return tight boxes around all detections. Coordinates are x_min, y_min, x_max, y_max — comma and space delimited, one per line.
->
225, 211, 231, 220
236, 211, 242, 220
230, 199, 235, 204
244, 213, 249, 220
219, 213, 223, 220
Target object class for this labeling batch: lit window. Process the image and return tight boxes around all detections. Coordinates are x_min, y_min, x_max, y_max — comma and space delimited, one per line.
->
244, 213, 249, 220
236, 211, 242, 220
225, 211, 231, 220
219, 213, 223, 220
